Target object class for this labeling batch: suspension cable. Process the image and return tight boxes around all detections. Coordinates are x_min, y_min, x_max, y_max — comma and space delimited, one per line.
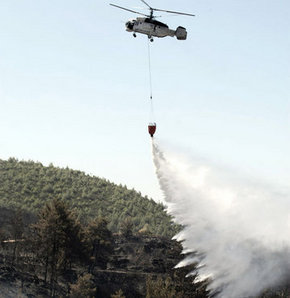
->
147, 39, 155, 119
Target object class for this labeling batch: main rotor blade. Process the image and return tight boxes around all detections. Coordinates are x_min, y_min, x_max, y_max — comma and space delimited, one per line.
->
140, 0, 152, 9
153, 8, 195, 17
110, 4, 149, 17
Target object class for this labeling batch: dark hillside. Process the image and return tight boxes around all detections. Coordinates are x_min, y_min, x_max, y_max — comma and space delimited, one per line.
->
0, 197, 205, 298
0, 233, 205, 298
0, 158, 179, 237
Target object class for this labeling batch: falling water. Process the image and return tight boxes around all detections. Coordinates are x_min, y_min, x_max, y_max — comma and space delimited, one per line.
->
152, 139, 290, 298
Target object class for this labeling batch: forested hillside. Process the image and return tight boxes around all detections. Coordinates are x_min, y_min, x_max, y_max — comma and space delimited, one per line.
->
0, 158, 179, 237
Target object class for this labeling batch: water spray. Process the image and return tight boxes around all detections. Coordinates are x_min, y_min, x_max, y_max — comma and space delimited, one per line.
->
152, 139, 290, 298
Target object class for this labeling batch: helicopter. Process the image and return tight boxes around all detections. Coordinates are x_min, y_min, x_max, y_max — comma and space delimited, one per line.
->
110, 0, 194, 42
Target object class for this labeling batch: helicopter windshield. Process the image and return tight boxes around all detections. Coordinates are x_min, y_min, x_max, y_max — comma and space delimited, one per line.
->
126, 21, 134, 30
144, 18, 168, 28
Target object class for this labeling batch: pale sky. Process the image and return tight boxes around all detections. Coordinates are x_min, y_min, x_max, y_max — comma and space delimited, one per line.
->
0, 0, 289, 201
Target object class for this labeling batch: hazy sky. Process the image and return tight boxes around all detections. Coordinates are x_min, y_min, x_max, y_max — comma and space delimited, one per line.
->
0, 0, 289, 200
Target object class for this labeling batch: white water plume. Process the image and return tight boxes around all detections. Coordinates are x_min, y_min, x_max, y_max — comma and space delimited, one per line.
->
152, 140, 290, 298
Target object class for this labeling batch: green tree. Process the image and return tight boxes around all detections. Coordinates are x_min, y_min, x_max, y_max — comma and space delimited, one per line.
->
9, 209, 24, 265
120, 217, 133, 238
85, 217, 113, 272
32, 198, 83, 295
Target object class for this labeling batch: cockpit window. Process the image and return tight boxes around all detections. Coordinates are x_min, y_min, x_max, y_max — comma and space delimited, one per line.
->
126, 21, 134, 30
153, 20, 168, 28
144, 18, 168, 28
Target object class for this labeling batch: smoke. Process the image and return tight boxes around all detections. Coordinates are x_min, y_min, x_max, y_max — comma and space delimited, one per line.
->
152, 140, 290, 298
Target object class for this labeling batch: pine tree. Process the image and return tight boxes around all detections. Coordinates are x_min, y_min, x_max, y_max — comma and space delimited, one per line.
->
31, 198, 83, 295
85, 217, 113, 272
9, 209, 24, 266
120, 217, 133, 238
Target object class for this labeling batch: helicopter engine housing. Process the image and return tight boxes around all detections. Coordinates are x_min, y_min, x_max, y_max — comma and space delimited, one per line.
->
175, 26, 187, 40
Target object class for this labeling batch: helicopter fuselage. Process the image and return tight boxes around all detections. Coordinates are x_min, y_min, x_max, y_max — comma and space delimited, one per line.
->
125, 17, 186, 40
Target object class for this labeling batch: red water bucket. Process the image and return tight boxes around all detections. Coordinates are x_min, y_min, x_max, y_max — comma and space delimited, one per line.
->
148, 123, 156, 137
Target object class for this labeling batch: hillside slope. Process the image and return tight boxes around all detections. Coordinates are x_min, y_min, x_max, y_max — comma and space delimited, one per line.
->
0, 158, 179, 237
